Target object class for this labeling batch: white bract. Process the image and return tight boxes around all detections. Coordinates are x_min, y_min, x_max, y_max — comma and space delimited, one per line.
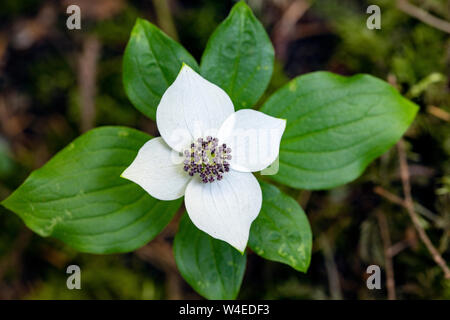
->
122, 65, 286, 252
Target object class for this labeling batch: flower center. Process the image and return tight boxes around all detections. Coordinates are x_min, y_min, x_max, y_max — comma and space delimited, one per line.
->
183, 136, 232, 183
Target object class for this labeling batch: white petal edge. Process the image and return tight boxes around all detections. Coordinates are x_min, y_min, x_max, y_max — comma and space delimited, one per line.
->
121, 137, 191, 201
156, 65, 235, 152
184, 170, 262, 252
218, 109, 286, 172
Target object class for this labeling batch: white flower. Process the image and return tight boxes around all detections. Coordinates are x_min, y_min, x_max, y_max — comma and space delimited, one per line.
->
122, 65, 286, 252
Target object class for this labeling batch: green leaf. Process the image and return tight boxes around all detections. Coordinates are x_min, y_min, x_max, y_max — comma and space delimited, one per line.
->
260, 71, 419, 190
249, 182, 312, 272
1, 126, 182, 254
123, 18, 199, 120
200, 1, 274, 110
174, 214, 246, 300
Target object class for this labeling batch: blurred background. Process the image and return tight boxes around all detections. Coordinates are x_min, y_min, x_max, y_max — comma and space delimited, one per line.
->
0, 0, 449, 299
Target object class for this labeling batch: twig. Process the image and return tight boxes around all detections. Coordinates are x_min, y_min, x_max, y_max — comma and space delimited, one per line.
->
78, 35, 100, 132
134, 209, 184, 299
388, 239, 412, 257
374, 186, 439, 223
152, 0, 179, 41
376, 211, 396, 300
297, 190, 311, 210
320, 235, 343, 300
374, 186, 405, 208
396, 0, 450, 34
135, 237, 183, 299
135, 239, 178, 273
427, 105, 450, 122
397, 140, 450, 279
272, 0, 311, 61
291, 22, 331, 41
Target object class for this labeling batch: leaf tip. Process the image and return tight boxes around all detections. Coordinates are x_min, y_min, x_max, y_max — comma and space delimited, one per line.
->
233, 0, 251, 11
1, 193, 14, 210
133, 17, 144, 29
134, 17, 150, 27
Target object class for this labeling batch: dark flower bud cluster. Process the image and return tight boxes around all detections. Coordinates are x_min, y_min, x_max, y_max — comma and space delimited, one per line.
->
183, 136, 232, 183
